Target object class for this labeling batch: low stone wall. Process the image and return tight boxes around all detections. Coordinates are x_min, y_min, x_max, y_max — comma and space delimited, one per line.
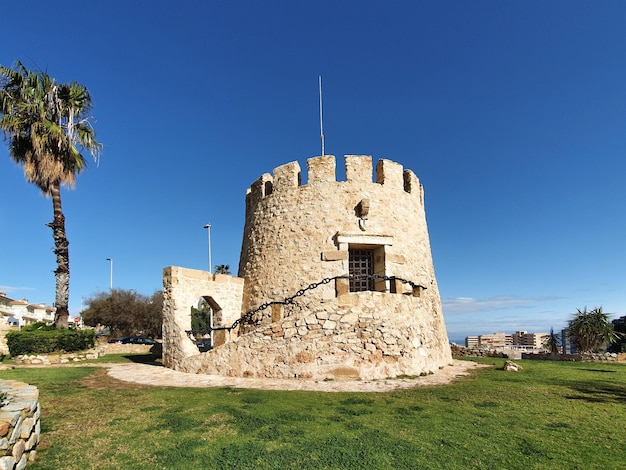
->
11, 348, 105, 365
451, 345, 509, 359
581, 352, 625, 362
9, 343, 161, 366
0, 380, 40, 468
521, 352, 626, 362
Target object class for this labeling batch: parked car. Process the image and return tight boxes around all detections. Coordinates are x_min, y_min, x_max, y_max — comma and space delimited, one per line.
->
108, 336, 157, 345
196, 340, 212, 352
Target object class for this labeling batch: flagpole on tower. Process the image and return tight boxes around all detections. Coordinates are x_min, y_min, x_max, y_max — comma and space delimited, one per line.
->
319, 75, 325, 156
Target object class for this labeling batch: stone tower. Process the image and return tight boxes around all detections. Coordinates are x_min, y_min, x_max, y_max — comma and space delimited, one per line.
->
163, 154, 452, 380
240, 155, 439, 316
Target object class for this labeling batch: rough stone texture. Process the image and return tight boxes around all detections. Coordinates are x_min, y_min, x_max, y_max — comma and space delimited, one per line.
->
176, 291, 450, 380
162, 268, 243, 368
0, 380, 40, 468
163, 155, 452, 380
0, 319, 11, 358
0, 322, 9, 358
102, 343, 159, 355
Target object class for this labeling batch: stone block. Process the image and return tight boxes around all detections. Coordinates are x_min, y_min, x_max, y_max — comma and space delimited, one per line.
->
307, 155, 336, 183
0, 456, 16, 470
19, 418, 33, 439
271, 304, 283, 323
335, 277, 350, 297
11, 439, 25, 461
345, 155, 372, 184
321, 251, 348, 261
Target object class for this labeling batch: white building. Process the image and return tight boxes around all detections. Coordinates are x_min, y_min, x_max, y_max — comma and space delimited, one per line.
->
0, 291, 55, 327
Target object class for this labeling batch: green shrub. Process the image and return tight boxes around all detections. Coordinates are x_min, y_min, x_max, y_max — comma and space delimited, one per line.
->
6, 329, 95, 356
20, 321, 55, 332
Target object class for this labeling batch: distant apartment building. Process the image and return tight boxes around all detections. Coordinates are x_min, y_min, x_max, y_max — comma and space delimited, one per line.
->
560, 327, 577, 355
513, 331, 549, 349
465, 333, 512, 348
478, 332, 513, 348
464, 330, 550, 351
0, 291, 55, 327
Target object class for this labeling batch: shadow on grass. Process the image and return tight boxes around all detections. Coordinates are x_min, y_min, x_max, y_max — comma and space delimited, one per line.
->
565, 382, 626, 403
122, 354, 162, 366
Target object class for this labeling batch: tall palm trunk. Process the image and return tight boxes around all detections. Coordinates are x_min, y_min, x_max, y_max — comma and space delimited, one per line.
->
48, 183, 70, 328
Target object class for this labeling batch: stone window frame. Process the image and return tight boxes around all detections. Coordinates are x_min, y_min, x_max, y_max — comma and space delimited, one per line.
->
199, 296, 223, 324
197, 296, 225, 349
335, 233, 393, 293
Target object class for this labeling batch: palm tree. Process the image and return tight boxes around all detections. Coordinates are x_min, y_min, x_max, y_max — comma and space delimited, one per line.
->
0, 61, 101, 328
568, 306, 622, 355
214, 264, 231, 275
544, 327, 560, 357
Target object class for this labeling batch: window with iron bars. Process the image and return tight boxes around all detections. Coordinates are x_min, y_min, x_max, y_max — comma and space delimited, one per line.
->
349, 249, 375, 292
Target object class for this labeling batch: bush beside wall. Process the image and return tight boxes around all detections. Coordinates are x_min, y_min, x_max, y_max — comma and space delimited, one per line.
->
6, 329, 95, 356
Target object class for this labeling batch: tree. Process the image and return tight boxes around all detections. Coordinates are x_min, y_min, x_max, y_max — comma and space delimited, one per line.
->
214, 264, 231, 275
81, 289, 162, 338
544, 327, 560, 357
190, 301, 211, 335
568, 307, 621, 355
0, 61, 101, 328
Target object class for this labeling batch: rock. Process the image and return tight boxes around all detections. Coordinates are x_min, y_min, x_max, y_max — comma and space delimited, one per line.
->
503, 360, 522, 372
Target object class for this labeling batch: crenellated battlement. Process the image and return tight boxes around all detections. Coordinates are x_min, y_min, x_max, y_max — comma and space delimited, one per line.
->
245, 155, 424, 205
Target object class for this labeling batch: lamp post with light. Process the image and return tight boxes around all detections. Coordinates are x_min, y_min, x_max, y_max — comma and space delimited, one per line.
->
106, 258, 113, 291
204, 224, 212, 274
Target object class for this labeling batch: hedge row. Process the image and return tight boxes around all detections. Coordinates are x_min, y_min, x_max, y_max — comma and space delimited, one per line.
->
6, 329, 96, 355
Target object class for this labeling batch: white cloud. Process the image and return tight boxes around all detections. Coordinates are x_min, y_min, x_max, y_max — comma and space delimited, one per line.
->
443, 295, 560, 315
0, 285, 35, 295
442, 295, 572, 340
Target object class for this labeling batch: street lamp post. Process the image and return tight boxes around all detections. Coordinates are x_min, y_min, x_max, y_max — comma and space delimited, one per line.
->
17, 306, 26, 331
204, 224, 212, 274
106, 258, 113, 290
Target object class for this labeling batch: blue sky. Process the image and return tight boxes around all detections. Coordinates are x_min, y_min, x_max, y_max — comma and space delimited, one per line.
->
2, 1, 626, 341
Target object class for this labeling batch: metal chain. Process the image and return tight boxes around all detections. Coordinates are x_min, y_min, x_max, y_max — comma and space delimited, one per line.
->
230, 274, 424, 330
187, 274, 425, 339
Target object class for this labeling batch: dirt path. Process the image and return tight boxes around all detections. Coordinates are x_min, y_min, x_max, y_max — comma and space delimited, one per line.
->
105, 359, 488, 392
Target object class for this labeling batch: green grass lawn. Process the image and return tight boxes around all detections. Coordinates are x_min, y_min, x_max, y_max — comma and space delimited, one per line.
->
1, 357, 625, 469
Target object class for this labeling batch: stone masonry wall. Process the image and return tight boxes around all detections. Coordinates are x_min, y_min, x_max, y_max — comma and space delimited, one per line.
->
0, 319, 11, 358
162, 267, 244, 369
176, 290, 452, 380
0, 380, 40, 469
